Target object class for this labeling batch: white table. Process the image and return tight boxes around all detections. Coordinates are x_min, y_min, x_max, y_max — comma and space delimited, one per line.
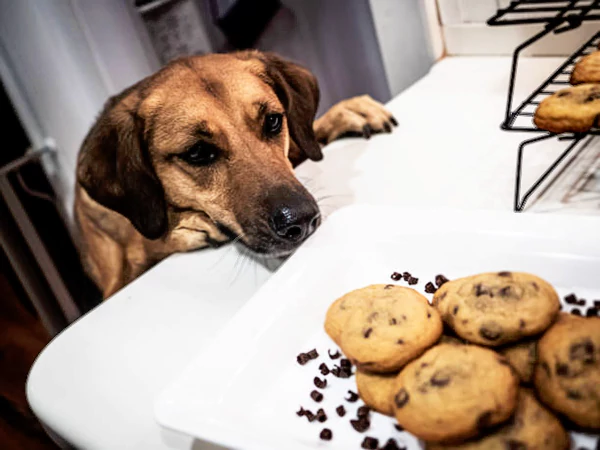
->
27, 56, 593, 450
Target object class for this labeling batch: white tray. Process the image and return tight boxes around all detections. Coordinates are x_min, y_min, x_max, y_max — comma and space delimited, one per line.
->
155, 205, 600, 450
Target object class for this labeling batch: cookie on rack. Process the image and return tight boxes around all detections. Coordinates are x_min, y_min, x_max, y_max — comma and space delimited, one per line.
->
336, 285, 443, 373
534, 312, 600, 429
570, 51, 600, 85
426, 389, 570, 450
432, 271, 559, 346
534, 83, 600, 133
392, 343, 519, 443
355, 370, 397, 416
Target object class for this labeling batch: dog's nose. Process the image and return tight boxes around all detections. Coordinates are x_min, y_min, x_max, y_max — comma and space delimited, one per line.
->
270, 205, 320, 243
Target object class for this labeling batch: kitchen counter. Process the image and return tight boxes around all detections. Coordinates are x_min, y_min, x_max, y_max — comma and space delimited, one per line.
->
27, 56, 598, 450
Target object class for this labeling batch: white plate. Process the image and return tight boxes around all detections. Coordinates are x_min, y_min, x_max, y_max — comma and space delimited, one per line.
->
155, 205, 600, 450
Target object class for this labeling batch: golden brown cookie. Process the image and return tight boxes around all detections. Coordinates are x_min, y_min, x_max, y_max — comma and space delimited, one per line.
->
534, 313, 600, 429
355, 370, 396, 416
498, 338, 537, 384
337, 285, 443, 373
571, 51, 600, 85
534, 84, 600, 133
433, 271, 559, 346
426, 389, 570, 450
392, 343, 519, 443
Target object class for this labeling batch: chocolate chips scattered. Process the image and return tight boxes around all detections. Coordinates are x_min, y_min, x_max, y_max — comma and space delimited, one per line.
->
572, 308, 582, 316
587, 307, 599, 317
425, 282, 437, 293
595, 300, 600, 308
565, 293, 577, 304
310, 390, 323, 402
382, 438, 404, 450
332, 364, 352, 378
314, 377, 327, 389
296, 406, 308, 416
394, 424, 404, 432
340, 358, 352, 370
408, 276, 418, 285
391, 272, 402, 281
319, 363, 330, 375
435, 274, 449, 287
361, 436, 379, 449
402, 272, 411, 281
350, 417, 370, 432
336, 405, 346, 417
319, 428, 332, 440
357, 405, 371, 418
316, 408, 327, 422
345, 390, 359, 402
297, 349, 318, 365
328, 349, 341, 359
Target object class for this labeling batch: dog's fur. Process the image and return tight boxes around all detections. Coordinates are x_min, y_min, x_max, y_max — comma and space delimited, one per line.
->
75, 51, 395, 298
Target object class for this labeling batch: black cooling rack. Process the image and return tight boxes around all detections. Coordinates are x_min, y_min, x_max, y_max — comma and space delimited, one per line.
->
488, 0, 600, 29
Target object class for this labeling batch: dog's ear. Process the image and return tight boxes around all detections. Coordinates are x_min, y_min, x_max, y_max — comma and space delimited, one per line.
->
77, 93, 167, 240
261, 52, 322, 162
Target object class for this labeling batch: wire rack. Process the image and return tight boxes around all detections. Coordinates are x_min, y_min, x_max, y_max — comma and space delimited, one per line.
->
486, 1, 600, 211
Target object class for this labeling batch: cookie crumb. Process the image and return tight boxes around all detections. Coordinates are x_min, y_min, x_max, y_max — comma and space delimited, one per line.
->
336, 405, 346, 417
345, 390, 359, 402
310, 390, 323, 402
314, 377, 327, 389
328, 349, 341, 359
361, 436, 378, 449
319, 428, 332, 440
425, 282, 437, 293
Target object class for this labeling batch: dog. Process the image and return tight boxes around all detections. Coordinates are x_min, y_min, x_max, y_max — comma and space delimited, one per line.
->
74, 51, 397, 299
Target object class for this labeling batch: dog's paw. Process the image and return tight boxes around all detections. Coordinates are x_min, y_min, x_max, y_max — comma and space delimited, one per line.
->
313, 95, 398, 145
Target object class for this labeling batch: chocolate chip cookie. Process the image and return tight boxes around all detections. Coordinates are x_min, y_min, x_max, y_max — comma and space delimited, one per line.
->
337, 285, 442, 373
393, 343, 519, 442
534, 313, 600, 429
433, 271, 559, 346
426, 389, 570, 450
499, 338, 538, 384
534, 84, 600, 133
571, 51, 600, 85
355, 370, 397, 416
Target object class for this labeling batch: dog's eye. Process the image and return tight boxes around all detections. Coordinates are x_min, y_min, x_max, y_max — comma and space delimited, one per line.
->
264, 113, 283, 136
180, 143, 219, 166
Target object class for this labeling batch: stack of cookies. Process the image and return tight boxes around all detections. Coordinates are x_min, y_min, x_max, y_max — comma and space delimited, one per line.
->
534, 43, 600, 133
324, 271, 600, 448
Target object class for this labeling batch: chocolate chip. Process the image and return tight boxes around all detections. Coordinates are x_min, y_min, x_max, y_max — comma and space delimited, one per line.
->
346, 390, 359, 402
397, 339, 404, 344
584, 91, 600, 103
565, 293, 578, 304
555, 362, 569, 377
336, 405, 346, 417
519, 319, 526, 329
357, 406, 371, 418
361, 436, 379, 449
384, 284, 394, 289
332, 365, 352, 378
319, 428, 332, 440
311, 390, 323, 402
296, 406, 307, 416
595, 300, 600, 308
570, 339, 595, 364
541, 361, 551, 377
427, 311, 432, 318
340, 358, 352, 370
402, 272, 411, 281
305, 410, 316, 422
297, 353, 310, 365
394, 388, 409, 408
498, 271, 511, 277
479, 323, 502, 341
328, 349, 341, 359
390, 318, 397, 325
408, 276, 418, 285
587, 307, 599, 317
577, 299, 586, 306
475, 284, 492, 297
364, 328, 373, 338
430, 371, 451, 387
505, 439, 527, 450
382, 439, 403, 450
316, 408, 327, 422
394, 423, 404, 431
307, 349, 318, 359
453, 306, 459, 315
476, 411, 493, 431
499, 286, 512, 297
391, 272, 402, 281
435, 274, 449, 287
531, 282, 539, 291
567, 389, 582, 400
319, 363, 330, 375
572, 308, 582, 316
350, 417, 370, 432
425, 282, 437, 293
314, 377, 327, 389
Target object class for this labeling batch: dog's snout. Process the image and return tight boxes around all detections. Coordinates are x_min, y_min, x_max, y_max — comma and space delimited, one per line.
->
270, 204, 320, 243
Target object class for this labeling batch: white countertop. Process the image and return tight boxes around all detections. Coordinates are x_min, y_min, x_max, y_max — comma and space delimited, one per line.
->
27, 56, 597, 450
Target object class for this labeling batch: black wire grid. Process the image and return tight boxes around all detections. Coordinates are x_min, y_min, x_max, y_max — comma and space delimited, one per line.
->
487, 0, 600, 211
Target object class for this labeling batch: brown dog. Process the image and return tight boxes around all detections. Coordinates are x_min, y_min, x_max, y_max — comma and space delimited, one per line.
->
75, 51, 396, 299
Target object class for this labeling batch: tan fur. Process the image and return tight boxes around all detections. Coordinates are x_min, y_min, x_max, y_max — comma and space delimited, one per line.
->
75, 51, 395, 298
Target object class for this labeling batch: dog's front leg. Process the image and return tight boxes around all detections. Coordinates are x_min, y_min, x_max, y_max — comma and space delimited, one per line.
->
313, 95, 398, 145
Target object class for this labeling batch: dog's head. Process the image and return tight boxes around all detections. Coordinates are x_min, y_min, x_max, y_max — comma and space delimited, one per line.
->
77, 51, 322, 256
